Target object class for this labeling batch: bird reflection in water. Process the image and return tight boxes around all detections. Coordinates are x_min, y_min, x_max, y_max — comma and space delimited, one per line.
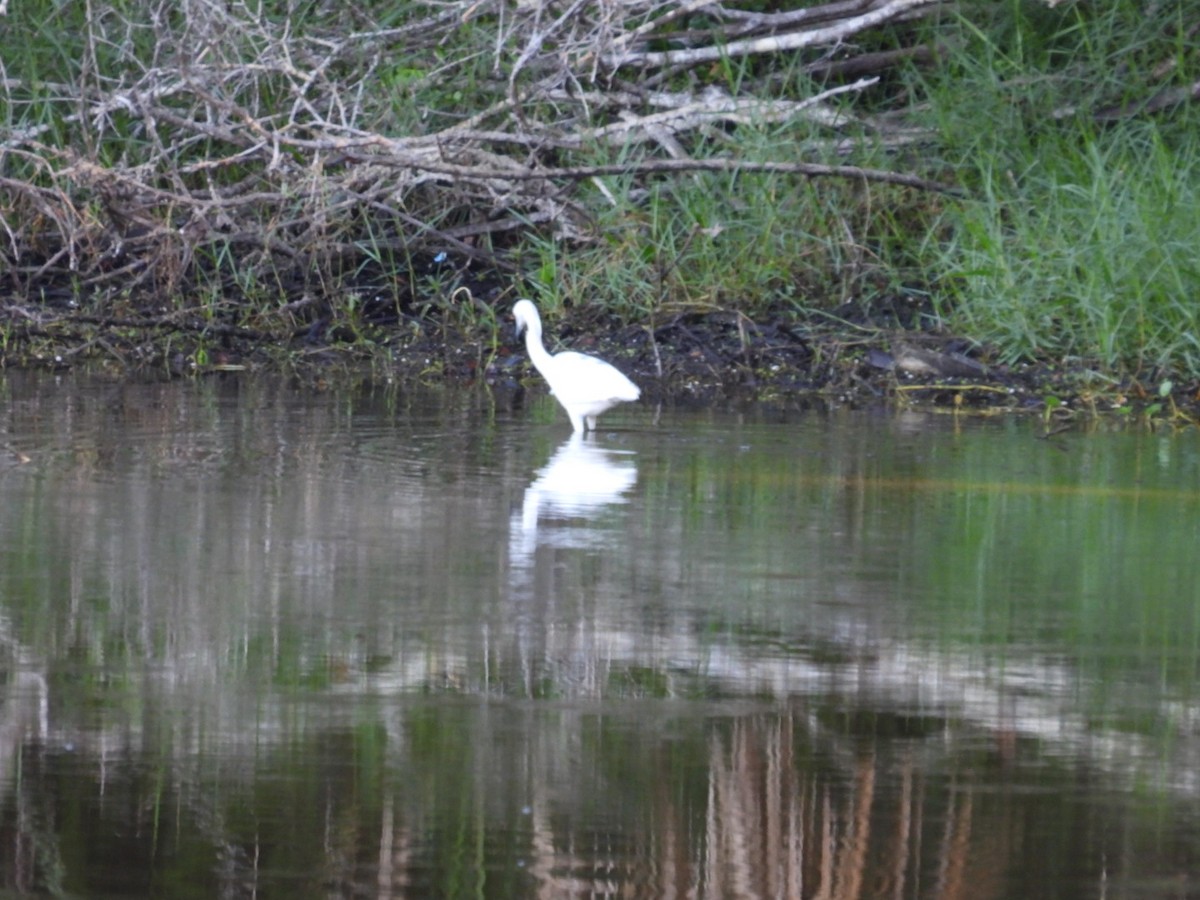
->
510, 433, 638, 561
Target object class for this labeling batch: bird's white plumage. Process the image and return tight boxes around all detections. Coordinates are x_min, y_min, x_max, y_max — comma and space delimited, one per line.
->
513, 299, 640, 433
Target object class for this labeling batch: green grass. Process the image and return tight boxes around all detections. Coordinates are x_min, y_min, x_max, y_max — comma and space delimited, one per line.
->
521, 129, 932, 322
931, 126, 1200, 374
910, 2, 1200, 376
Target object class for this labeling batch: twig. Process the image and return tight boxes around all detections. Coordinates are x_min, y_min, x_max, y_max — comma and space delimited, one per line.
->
366, 153, 963, 196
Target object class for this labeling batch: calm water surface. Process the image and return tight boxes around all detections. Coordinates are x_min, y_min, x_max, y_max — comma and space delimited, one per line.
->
1, 371, 1198, 898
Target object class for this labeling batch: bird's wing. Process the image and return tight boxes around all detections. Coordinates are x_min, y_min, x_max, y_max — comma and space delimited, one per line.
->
550, 352, 640, 401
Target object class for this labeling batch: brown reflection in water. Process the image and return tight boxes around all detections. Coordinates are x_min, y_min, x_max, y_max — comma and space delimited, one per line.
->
488, 715, 1030, 900
376, 796, 414, 899
693, 717, 1027, 900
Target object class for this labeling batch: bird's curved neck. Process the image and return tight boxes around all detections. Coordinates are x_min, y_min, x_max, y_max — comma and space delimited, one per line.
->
523, 324, 554, 370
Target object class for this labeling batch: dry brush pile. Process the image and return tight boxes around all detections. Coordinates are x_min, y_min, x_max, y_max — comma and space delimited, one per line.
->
0, 0, 966, 355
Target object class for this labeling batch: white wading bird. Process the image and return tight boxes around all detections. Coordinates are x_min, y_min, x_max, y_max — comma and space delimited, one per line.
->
512, 299, 640, 433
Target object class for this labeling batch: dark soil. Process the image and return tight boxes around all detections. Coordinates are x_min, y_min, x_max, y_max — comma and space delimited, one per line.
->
3, 289, 1198, 426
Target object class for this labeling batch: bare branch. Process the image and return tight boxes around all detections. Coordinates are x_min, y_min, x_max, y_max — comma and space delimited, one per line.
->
605, 0, 946, 68
365, 154, 963, 197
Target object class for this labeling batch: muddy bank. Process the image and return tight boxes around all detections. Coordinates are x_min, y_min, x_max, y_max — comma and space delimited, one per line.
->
487, 305, 1195, 424
4, 298, 1196, 426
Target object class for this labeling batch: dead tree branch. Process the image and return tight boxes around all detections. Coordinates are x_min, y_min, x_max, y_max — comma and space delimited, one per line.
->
1, 0, 961, 322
